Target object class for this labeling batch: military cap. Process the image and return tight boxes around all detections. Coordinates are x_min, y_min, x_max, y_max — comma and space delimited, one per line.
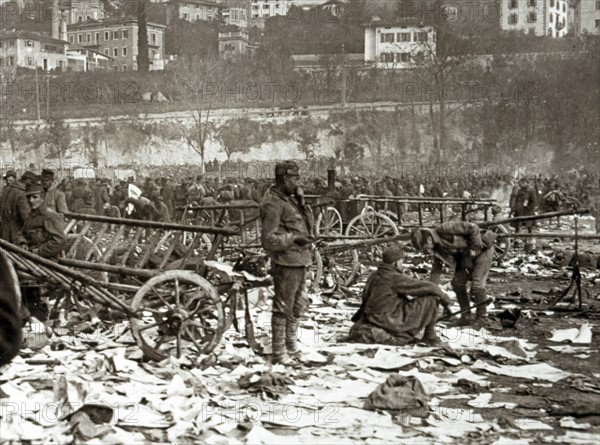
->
21, 171, 38, 182
41, 169, 55, 180
382, 245, 404, 264
275, 161, 300, 177
25, 182, 44, 196
3, 170, 16, 179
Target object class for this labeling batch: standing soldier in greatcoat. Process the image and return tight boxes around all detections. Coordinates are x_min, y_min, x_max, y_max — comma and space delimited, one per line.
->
260, 161, 314, 365
0, 171, 36, 243
510, 177, 537, 252
40, 169, 69, 214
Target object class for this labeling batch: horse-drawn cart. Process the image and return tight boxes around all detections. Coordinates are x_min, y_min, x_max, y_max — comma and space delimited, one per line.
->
0, 212, 270, 361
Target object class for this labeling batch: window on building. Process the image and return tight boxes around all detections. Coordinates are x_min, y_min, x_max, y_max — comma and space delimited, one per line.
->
528, 12, 537, 22
78, 34, 83, 43
398, 32, 411, 42
69, 35, 74, 43
596, 19, 600, 28
596, 1, 600, 10
196, 14, 200, 19
8, 40, 14, 47
78, 15, 82, 22
123, 30, 128, 39
86, 33, 91, 42
114, 48, 118, 57
0, 58, 3, 65
510, 0, 517, 8
8, 56, 14, 65
380, 53, 394, 63
26, 40, 33, 47
123, 47, 127, 56
183, 12, 189, 19
59, 60, 64, 70
550, 0, 554, 7
113, 31, 118, 39
528, 0, 535, 6
151, 33, 156, 45
380, 32, 395, 43
104, 48, 109, 55
27, 56, 33, 66
509, 13, 518, 24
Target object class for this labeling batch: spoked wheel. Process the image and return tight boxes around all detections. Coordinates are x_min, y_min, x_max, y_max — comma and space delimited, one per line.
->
492, 224, 512, 261
345, 211, 400, 267
130, 270, 224, 361
315, 207, 343, 237
320, 248, 360, 289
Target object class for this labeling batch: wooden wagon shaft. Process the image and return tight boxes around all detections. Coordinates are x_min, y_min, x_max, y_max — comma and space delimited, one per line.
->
0, 239, 130, 312
58, 257, 159, 278
479, 209, 590, 228
177, 204, 259, 211
64, 212, 240, 235
349, 197, 496, 205
497, 233, 600, 240
319, 234, 412, 255
349, 195, 497, 202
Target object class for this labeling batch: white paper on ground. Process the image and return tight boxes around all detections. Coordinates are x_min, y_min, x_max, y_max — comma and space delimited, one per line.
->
559, 417, 592, 430
467, 393, 517, 409
550, 323, 593, 344
515, 419, 554, 430
471, 361, 571, 382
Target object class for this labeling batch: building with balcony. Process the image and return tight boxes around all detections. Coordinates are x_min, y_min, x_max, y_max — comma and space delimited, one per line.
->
364, 20, 436, 69
571, 0, 600, 35
61, 0, 106, 24
177, 0, 219, 21
67, 18, 166, 71
218, 29, 257, 57
501, 0, 568, 38
0, 30, 68, 71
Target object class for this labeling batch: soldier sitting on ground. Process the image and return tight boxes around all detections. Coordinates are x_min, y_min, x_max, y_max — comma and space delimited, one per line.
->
349, 246, 452, 347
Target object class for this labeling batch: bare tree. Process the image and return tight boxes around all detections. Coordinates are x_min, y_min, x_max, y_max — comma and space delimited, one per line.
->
170, 55, 229, 173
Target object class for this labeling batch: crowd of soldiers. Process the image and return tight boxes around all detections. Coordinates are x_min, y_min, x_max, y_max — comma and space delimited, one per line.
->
0, 163, 598, 367
1, 167, 598, 237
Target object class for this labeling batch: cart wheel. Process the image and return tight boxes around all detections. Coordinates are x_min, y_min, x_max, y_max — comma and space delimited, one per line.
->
492, 224, 512, 261
321, 248, 360, 289
130, 270, 224, 361
315, 207, 343, 236
345, 211, 400, 266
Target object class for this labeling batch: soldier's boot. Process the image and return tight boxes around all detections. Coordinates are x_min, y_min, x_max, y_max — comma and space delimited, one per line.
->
472, 288, 492, 329
285, 317, 302, 361
271, 315, 294, 366
449, 287, 472, 326
422, 323, 441, 346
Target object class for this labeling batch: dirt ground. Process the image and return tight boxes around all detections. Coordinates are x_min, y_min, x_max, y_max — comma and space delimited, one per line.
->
1, 217, 599, 444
